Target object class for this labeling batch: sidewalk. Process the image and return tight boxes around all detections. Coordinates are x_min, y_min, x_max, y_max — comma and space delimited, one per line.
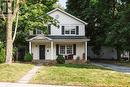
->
92, 63, 130, 74
18, 64, 42, 83
0, 82, 78, 87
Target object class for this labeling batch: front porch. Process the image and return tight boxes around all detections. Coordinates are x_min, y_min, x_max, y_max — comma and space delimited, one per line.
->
28, 35, 89, 61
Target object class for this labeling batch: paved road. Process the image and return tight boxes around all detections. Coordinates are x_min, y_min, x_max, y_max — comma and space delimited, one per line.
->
0, 82, 78, 87
92, 63, 130, 74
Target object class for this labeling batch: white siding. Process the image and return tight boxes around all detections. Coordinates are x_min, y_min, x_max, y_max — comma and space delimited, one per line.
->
32, 42, 85, 60
31, 42, 51, 60
49, 11, 85, 36
32, 43, 39, 60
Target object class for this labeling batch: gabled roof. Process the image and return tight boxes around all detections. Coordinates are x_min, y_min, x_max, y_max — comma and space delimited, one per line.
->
28, 34, 52, 41
47, 8, 88, 25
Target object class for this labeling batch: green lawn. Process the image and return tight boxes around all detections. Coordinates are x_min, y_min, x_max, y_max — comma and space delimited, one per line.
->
0, 63, 34, 82
31, 64, 130, 87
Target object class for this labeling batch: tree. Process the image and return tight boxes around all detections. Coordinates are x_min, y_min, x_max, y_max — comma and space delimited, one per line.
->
0, 0, 58, 63
66, 0, 130, 59
0, 0, 23, 64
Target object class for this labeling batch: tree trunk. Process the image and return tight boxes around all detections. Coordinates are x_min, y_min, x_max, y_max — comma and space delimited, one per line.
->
6, 0, 13, 64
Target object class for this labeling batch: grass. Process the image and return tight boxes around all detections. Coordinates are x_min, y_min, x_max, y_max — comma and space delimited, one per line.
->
31, 64, 130, 87
0, 63, 34, 82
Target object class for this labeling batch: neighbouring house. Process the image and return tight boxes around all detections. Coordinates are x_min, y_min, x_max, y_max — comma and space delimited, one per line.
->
28, 8, 90, 62
88, 46, 117, 60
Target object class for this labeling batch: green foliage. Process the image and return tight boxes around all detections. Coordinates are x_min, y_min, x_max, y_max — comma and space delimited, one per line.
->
24, 53, 33, 62
66, 0, 130, 56
56, 55, 65, 64
0, 48, 5, 63
19, 0, 58, 33
0, 42, 5, 63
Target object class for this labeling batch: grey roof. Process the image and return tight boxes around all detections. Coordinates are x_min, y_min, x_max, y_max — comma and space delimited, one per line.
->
47, 36, 88, 39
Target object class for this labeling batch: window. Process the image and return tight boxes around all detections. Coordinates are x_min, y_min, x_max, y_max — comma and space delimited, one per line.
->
59, 45, 65, 54
36, 29, 43, 34
59, 45, 73, 55
71, 29, 76, 34
67, 45, 73, 54
64, 26, 76, 35
65, 29, 70, 34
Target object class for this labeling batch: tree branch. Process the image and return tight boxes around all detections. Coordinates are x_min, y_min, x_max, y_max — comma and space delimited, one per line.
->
12, 0, 19, 19
13, 12, 19, 43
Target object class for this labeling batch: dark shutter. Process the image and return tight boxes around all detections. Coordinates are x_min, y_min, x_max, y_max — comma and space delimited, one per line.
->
73, 44, 76, 55
33, 29, 36, 35
56, 44, 59, 55
48, 24, 51, 34
76, 26, 79, 35
62, 26, 65, 35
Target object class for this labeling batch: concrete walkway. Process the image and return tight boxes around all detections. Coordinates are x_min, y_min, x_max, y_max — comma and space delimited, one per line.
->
18, 64, 42, 83
0, 82, 78, 87
92, 63, 130, 74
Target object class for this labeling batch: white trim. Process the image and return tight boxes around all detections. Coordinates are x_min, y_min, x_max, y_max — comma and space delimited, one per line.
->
59, 44, 73, 55
29, 42, 32, 54
51, 41, 54, 60
47, 8, 88, 25
28, 34, 52, 41
85, 42, 87, 60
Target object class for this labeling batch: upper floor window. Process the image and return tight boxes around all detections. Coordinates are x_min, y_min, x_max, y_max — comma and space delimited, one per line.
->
62, 26, 79, 35
36, 29, 43, 35
64, 26, 76, 35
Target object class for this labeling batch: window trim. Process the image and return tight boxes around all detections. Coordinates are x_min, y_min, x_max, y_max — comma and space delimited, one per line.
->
59, 45, 65, 55
59, 45, 73, 55
36, 29, 43, 35
64, 26, 77, 35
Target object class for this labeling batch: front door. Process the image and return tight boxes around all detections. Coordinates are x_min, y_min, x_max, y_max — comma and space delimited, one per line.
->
39, 45, 45, 59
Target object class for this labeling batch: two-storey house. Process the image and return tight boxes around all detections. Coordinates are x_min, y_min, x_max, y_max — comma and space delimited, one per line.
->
28, 8, 89, 61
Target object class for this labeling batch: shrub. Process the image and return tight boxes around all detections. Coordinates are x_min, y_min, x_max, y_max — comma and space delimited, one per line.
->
0, 48, 5, 63
56, 55, 65, 64
24, 53, 33, 62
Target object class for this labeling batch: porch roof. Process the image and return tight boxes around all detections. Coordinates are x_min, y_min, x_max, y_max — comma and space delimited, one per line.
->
28, 35, 90, 42
47, 35, 88, 39
28, 34, 52, 42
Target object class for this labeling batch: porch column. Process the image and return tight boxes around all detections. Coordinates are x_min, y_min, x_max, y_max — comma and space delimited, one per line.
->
85, 41, 88, 61
51, 41, 54, 60
29, 42, 32, 54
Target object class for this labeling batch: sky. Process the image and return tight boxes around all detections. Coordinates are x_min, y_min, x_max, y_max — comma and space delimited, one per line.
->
58, 0, 67, 8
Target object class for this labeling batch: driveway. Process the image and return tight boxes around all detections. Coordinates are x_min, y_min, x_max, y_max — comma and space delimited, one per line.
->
92, 63, 130, 74
0, 82, 78, 87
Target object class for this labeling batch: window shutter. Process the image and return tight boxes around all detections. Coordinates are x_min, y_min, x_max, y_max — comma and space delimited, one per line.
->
48, 24, 51, 35
76, 26, 79, 35
62, 26, 65, 35
73, 44, 76, 55
56, 44, 59, 55
33, 29, 36, 35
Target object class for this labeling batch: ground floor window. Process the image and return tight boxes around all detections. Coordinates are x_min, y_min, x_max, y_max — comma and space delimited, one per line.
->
67, 45, 73, 54
59, 45, 65, 54
59, 45, 73, 55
